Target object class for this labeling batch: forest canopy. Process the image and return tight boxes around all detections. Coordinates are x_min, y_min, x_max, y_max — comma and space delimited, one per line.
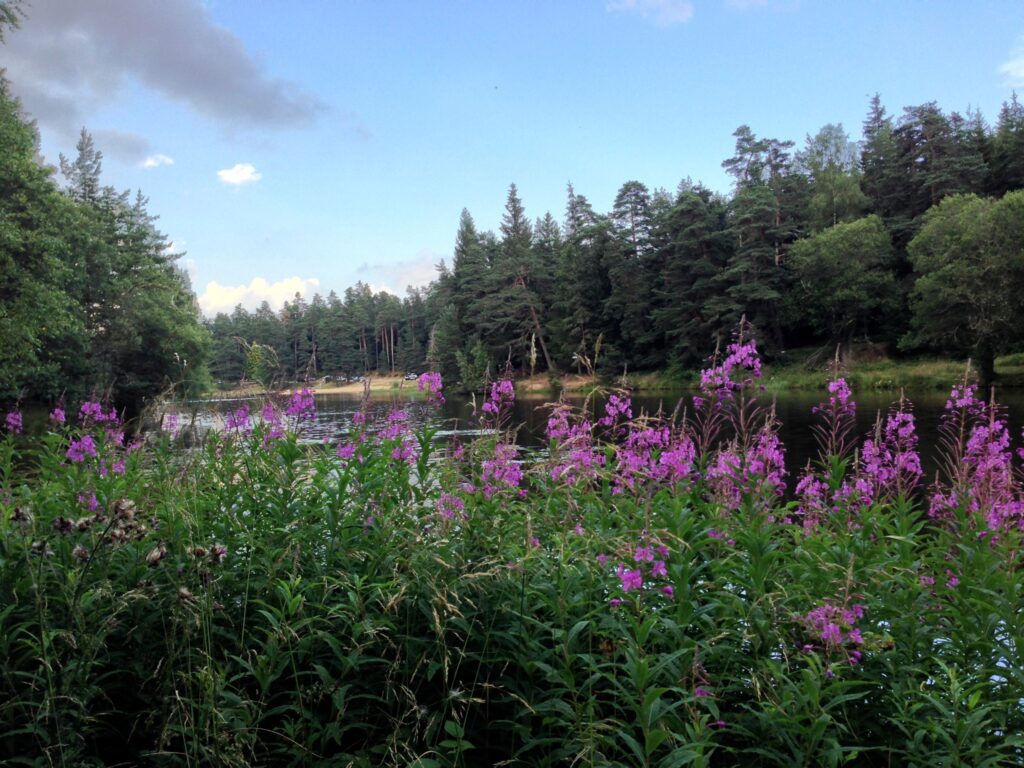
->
203, 96, 1024, 389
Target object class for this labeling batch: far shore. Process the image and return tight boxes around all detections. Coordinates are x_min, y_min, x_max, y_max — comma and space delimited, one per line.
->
206, 351, 1024, 402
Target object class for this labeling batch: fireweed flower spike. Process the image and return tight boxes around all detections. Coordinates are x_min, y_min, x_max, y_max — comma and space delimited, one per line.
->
606, 534, 674, 606
802, 601, 866, 669
67, 434, 98, 463
4, 410, 22, 435
417, 371, 444, 406
810, 377, 857, 462
260, 401, 285, 442
225, 404, 251, 435
856, 401, 922, 504
80, 401, 119, 425
929, 385, 1022, 532
480, 442, 525, 499
285, 388, 317, 423
481, 378, 515, 427
546, 402, 604, 486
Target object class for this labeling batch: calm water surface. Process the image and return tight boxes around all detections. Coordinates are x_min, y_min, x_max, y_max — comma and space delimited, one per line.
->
201, 387, 1024, 490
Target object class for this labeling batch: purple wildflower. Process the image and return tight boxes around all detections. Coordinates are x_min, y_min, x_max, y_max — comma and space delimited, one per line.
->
599, 393, 633, 428
285, 388, 317, 422
4, 410, 22, 435
417, 371, 444, 406
801, 601, 866, 669
699, 338, 762, 397
481, 379, 515, 423
480, 442, 525, 499
706, 426, 787, 511
928, 387, 1022, 532
436, 492, 465, 520
67, 434, 98, 463
225, 404, 251, 433
616, 565, 644, 592
80, 401, 118, 425
77, 492, 99, 512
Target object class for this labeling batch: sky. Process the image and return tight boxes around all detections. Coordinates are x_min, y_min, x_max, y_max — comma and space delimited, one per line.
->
3, 0, 1023, 316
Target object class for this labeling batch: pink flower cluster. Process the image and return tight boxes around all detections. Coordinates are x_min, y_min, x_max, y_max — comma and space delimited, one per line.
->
706, 428, 786, 511
80, 401, 119, 425
261, 401, 285, 442
547, 405, 605, 485
599, 393, 632, 428
67, 434, 98, 463
4, 410, 22, 435
481, 379, 515, 421
801, 601, 865, 669
604, 535, 674, 605
481, 442, 524, 500
797, 389, 922, 532
225, 404, 251, 434
856, 408, 922, 502
699, 338, 762, 396
417, 371, 444, 407
929, 384, 1023, 533
436, 492, 465, 520
285, 388, 317, 422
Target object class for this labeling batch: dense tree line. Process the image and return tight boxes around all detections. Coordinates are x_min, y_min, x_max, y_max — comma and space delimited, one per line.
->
208, 94, 1024, 389
0, 76, 209, 413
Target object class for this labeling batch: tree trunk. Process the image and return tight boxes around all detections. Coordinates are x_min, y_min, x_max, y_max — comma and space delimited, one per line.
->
977, 343, 996, 388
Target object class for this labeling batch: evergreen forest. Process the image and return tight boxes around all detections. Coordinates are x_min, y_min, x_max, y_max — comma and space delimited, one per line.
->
203, 97, 1024, 392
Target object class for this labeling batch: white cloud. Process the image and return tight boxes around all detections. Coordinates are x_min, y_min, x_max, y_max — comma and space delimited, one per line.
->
607, 0, 694, 25
142, 153, 174, 168
1000, 36, 1024, 87
356, 249, 443, 296
198, 276, 320, 316
217, 162, 261, 185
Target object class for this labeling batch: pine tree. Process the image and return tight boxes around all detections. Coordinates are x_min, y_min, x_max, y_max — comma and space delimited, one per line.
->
990, 93, 1024, 196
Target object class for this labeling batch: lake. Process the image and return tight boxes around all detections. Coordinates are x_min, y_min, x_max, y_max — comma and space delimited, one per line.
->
197, 386, 1024, 490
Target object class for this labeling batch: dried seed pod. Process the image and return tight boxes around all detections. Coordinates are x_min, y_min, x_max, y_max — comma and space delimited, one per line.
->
146, 544, 167, 566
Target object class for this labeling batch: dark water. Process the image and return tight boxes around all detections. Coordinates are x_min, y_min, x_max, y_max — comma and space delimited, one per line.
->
200, 387, 1024, 489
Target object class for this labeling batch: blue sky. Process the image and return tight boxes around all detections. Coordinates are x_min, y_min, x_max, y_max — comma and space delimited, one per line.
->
4, 0, 1023, 315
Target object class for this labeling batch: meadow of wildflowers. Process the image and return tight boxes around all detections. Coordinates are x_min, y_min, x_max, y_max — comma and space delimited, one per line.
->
1, 358, 1023, 766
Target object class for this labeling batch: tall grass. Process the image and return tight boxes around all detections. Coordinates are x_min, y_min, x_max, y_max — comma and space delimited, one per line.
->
1, 356, 1022, 766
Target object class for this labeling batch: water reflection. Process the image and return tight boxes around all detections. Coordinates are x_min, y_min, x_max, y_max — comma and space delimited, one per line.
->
200, 388, 1024, 489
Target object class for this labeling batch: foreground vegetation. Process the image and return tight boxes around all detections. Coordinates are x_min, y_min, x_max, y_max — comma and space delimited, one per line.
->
2, 337, 1023, 767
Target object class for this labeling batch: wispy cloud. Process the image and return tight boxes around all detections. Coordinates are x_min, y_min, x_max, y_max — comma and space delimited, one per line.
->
90, 128, 152, 163
1000, 36, 1024, 87
2, 0, 328, 147
607, 0, 694, 26
217, 163, 261, 185
142, 153, 174, 169
197, 276, 320, 316
356, 249, 443, 295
